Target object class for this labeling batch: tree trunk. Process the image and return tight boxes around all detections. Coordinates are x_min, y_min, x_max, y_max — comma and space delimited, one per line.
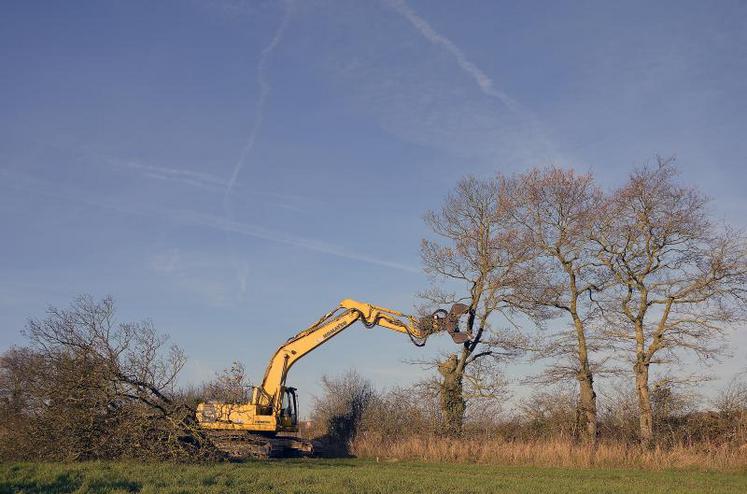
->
576, 366, 597, 443
634, 359, 654, 448
438, 354, 465, 436
567, 270, 597, 445
570, 308, 597, 444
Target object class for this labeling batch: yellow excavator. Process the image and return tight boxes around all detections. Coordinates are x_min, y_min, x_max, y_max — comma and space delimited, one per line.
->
196, 298, 469, 458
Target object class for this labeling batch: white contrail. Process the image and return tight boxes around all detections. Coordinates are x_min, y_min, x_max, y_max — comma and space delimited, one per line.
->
385, 0, 559, 164
0, 169, 420, 274
385, 0, 523, 115
123, 161, 228, 190
173, 210, 421, 273
221, 1, 293, 296
224, 0, 292, 207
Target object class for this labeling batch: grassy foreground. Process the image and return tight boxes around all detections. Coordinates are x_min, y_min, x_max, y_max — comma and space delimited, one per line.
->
2, 460, 746, 494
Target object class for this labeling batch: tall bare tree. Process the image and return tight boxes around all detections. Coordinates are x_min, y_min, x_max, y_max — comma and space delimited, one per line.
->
421, 176, 529, 436
500, 167, 605, 444
592, 159, 747, 447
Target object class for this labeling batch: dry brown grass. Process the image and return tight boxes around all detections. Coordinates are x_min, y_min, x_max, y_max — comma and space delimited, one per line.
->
352, 433, 747, 472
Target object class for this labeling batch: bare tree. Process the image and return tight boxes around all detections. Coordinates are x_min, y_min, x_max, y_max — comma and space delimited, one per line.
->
712, 373, 747, 446
421, 176, 529, 436
0, 295, 215, 461
518, 384, 580, 440
500, 167, 605, 444
592, 159, 747, 447
310, 370, 375, 455
23, 296, 186, 418
201, 361, 252, 403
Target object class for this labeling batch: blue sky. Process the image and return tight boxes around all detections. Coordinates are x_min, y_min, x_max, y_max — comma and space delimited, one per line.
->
1, 0, 746, 410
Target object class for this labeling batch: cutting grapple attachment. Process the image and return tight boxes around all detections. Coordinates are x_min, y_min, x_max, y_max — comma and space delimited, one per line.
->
444, 303, 470, 343
418, 303, 472, 344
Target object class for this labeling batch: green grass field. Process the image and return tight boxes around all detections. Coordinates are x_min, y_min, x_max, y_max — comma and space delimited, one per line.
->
1, 459, 746, 494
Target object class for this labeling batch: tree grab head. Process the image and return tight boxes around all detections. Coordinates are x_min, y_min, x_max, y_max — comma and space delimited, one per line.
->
418, 303, 471, 344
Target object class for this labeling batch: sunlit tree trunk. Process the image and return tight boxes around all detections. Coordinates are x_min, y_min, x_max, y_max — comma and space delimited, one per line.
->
438, 354, 465, 436
634, 359, 654, 448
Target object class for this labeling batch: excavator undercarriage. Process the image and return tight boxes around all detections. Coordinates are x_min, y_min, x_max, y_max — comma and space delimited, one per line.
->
204, 431, 315, 460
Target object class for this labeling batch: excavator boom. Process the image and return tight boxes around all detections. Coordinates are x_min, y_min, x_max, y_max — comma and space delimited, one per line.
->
257, 299, 454, 410
196, 298, 469, 458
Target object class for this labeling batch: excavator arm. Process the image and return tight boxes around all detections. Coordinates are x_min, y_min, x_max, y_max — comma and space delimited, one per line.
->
196, 297, 470, 452
257, 298, 469, 413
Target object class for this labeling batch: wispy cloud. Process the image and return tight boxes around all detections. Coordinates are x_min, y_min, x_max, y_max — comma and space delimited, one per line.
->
219, 1, 294, 298
172, 209, 420, 273
111, 157, 313, 213
379, 0, 558, 164
150, 248, 182, 273
0, 169, 418, 274
385, 0, 522, 114
224, 0, 292, 206
236, 261, 250, 296
147, 247, 245, 306
123, 161, 228, 191
195, 0, 260, 19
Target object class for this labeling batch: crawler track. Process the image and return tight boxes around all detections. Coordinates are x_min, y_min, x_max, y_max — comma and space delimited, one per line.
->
205, 431, 315, 460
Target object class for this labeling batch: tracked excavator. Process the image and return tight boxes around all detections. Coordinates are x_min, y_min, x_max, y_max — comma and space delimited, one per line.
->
196, 298, 470, 459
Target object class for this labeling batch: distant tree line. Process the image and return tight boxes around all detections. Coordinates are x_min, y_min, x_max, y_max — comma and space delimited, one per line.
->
308, 370, 747, 467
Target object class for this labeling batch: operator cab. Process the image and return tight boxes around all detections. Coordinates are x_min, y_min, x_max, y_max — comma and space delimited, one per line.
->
279, 386, 299, 431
